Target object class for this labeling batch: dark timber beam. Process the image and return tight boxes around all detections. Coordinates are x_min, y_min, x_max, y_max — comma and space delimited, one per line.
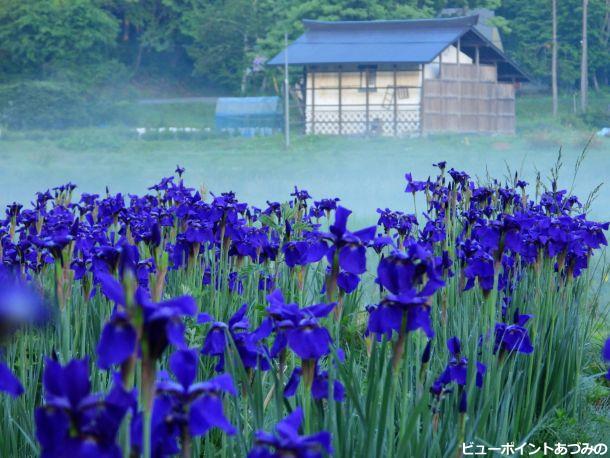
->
311, 68, 316, 134
393, 65, 398, 136
365, 67, 370, 135
338, 66, 343, 135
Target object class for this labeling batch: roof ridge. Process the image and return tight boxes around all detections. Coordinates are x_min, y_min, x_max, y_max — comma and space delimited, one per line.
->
302, 15, 479, 29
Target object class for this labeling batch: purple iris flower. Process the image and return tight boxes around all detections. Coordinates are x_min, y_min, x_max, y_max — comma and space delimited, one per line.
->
96, 274, 196, 369
259, 289, 300, 358
515, 179, 528, 189
263, 201, 282, 218
97, 311, 138, 370
368, 246, 444, 341
448, 168, 470, 186
420, 216, 446, 244
131, 349, 236, 456
228, 271, 244, 294
258, 274, 275, 292
405, 173, 428, 193
476, 361, 487, 388
134, 288, 196, 360
200, 304, 271, 372
35, 358, 134, 457
311, 371, 343, 402
260, 290, 335, 361
366, 291, 433, 340
148, 176, 175, 193
314, 198, 339, 212
431, 338, 486, 401
433, 161, 447, 171
310, 198, 340, 218
248, 408, 332, 458
371, 235, 394, 254
323, 206, 376, 275
286, 313, 334, 361
0, 361, 24, 398
376, 208, 418, 237
291, 186, 312, 204
5, 202, 23, 219
337, 271, 360, 294
171, 223, 214, 269
435, 337, 468, 386
376, 246, 444, 297
460, 239, 496, 292
284, 365, 345, 402
494, 309, 534, 355
282, 238, 327, 268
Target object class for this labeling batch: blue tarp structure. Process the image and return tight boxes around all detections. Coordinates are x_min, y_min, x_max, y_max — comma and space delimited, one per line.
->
215, 96, 282, 137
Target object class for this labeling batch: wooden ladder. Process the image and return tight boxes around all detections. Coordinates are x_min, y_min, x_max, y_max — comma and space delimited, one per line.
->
381, 86, 393, 109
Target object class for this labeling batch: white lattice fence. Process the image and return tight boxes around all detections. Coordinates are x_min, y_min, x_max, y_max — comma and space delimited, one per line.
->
396, 111, 420, 135
306, 107, 420, 136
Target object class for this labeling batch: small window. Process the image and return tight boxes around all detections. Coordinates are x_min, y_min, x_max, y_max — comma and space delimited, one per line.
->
359, 66, 377, 90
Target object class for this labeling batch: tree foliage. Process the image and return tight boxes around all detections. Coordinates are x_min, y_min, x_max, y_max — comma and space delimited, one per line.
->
182, 0, 279, 91
499, 0, 609, 87
0, 0, 119, 81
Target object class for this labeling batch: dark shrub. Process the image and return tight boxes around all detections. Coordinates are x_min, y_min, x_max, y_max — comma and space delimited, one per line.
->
0, 80, 138, 130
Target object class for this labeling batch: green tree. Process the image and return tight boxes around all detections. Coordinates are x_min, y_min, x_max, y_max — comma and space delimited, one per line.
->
181, 0, 279, 92
101, 0, 192, 77
432, 0, 502, 10
499, 0, 609, 87
0, 0, 119, 81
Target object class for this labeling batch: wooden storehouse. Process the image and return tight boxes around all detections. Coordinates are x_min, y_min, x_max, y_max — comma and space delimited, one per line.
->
268, 15, 528, 136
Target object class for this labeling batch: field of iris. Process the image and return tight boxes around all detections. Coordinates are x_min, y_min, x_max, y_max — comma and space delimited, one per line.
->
0, 160, 609, 457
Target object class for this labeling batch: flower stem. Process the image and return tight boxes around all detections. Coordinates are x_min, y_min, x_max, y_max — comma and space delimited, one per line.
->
181, 424, 192, 458
141, 352, 156, 458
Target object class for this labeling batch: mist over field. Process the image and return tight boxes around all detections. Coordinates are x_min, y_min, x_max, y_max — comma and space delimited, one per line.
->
1, 129, 608, 222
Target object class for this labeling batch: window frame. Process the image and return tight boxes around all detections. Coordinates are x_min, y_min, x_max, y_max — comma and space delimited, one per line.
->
358, 65, 378, 92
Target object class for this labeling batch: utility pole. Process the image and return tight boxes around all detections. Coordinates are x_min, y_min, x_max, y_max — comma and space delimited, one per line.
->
551, 0, 558, 116
284, 32, 290, 148
580, 0, 588, 113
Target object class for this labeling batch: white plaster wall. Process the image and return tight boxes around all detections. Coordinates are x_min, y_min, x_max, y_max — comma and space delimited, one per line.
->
424, 45, 473, 79
305, 68, 423, 135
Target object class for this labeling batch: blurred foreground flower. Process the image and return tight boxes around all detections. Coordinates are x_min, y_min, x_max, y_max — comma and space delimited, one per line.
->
0, 267, 48, 338
131, 349, 236, 457
0, 268, 48, 397
35, 357, 133, 457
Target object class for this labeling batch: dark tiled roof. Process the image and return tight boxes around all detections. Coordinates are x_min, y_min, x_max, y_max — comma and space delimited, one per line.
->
268, 15, 528, 81
268, 16, 477, 66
